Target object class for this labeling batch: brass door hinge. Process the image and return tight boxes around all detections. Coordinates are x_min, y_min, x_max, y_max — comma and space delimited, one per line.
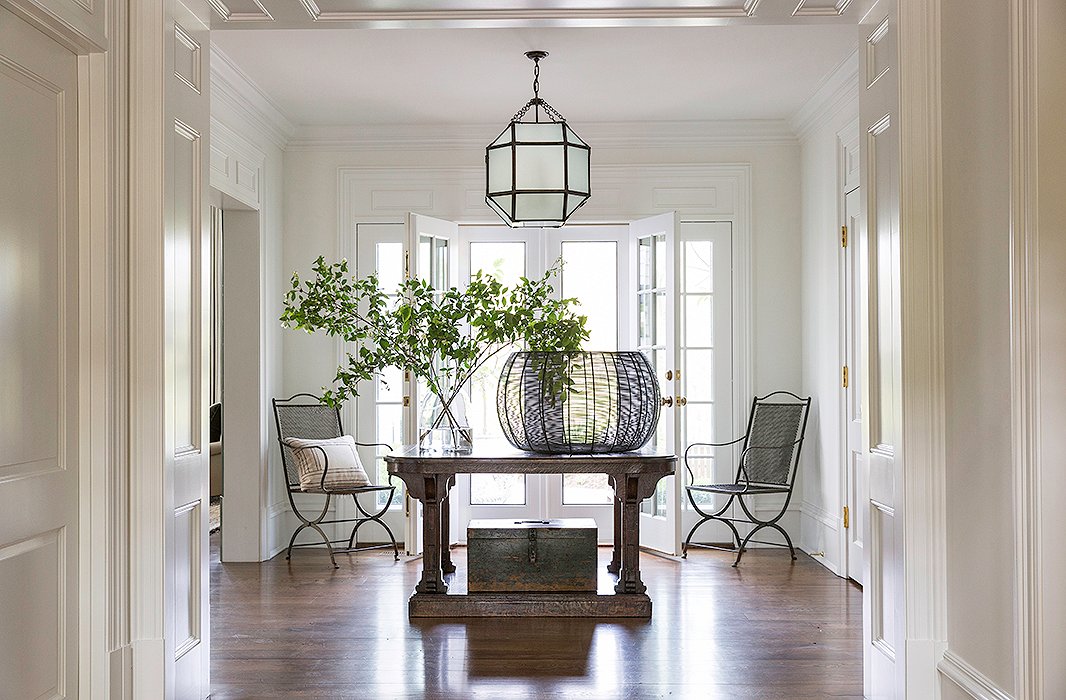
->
842, 365, 849, 388
843, 505, 850, 529
841, 225, 848, 248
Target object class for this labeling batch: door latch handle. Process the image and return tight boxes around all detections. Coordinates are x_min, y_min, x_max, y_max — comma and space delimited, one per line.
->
677, 396, 687, 407
661, 396, 673, 408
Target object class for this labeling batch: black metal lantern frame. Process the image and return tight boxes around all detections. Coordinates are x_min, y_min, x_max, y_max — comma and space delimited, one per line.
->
485, 51, 591, 228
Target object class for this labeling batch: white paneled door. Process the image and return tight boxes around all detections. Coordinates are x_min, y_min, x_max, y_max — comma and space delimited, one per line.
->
0, 9, 80, 699
860, 0, 903, 696
166, 1, 212, 697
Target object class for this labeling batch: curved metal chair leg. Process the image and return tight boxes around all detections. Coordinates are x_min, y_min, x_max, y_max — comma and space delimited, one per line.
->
682, 490, 739, 558
307, 521, 339, 568
734, 523, 769, 567
285, 523, 308, 560
682, 518, 709, 558
771, 522, 798, 560
287, 494, 335, 567
347, 488, 400, 560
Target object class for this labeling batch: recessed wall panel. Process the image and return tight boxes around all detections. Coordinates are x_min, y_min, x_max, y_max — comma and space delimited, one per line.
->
0, 55, 65, 482
0, 530, 63, 698
174, 501, 201, 658
870, 503, 896, 653
867, 114, 899, 452
172, 121, 202, 455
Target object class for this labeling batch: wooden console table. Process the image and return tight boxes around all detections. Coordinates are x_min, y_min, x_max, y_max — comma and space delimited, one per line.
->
386, 444, 676, 618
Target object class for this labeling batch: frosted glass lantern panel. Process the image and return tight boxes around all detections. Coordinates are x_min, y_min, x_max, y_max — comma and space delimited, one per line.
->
564, 123, 588, 147
566, 194, 587, 217
514, 192, 563, 221
487, 147, 512, 193
514, 122, 564, 143
487, 194, 513, 219
514, 144, 565, 190
566, 145, 590, 193
490, 126, 511, 147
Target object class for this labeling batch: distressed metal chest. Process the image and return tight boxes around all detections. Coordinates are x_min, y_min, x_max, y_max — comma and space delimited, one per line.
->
467, 518, 598, 593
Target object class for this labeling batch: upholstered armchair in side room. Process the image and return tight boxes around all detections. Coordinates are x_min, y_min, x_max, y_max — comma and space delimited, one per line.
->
209, 402, 222, 498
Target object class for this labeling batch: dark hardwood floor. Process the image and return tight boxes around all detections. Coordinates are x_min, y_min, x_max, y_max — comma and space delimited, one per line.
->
210, 536, 862, 699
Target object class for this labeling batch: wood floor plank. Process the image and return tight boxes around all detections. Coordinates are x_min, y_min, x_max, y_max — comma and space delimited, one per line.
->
210, 535, 862, 698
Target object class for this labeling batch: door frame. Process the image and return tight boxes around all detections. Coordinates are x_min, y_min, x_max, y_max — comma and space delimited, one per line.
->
101, 2, 958, 697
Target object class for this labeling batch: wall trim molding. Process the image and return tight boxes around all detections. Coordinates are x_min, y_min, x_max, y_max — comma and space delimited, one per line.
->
209, 47, 295, 149
790, 51, 860, 142
897, 0, 949, 694
289, 119, 797, 153
1008, 0, 1042, 698
801, 499, 840, 530
938, 650, 1015, 700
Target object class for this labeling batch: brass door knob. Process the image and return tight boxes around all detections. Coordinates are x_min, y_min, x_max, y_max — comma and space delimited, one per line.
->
665, 370, 673, 381
661, 396, 673, 408
677, 396, 688, 407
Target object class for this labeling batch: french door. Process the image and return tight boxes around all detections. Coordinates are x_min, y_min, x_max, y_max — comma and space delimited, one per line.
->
452, 224, 630, 543
352, 213, 734, 559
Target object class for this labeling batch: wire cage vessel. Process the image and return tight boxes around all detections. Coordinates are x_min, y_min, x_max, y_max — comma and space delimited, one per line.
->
497, 351, 661, 454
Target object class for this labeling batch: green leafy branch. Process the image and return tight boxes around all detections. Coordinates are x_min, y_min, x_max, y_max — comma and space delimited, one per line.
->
280, 256, 589, 430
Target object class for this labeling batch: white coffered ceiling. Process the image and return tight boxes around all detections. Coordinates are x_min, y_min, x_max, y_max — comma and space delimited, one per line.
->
212, 24, 858, 126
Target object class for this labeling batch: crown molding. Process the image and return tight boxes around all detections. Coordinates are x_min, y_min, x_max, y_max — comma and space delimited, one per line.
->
287, 119, 797, 152
209, 47, 296, 149
789, 50, 859, 141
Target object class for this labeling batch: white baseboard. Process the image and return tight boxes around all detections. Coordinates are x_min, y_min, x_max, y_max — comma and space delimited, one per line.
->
266, 499, 293, 560
938, 649, 1014, 700
799, 500, 842, 576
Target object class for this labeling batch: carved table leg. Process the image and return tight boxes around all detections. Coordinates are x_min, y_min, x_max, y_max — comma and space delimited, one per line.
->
416, 474, 448, 594
607, 476, 621, 575
440, 476, 456, 575
615, 474, 648, 595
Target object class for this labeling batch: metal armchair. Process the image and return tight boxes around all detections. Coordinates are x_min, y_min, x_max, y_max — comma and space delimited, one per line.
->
682, 391, 811, 566
272, 393, 399, 568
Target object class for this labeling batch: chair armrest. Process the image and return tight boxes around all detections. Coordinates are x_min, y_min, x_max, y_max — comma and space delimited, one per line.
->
683, 436, 747, 484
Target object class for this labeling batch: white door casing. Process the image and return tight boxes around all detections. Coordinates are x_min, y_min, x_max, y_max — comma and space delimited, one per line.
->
0, 10, 81, 698
165, 0, 212, 697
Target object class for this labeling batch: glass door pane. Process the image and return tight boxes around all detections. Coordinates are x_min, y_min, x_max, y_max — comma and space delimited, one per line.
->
678, 223, 733, 542
452, 227, 544, 538
466, 238, 528, 506
352, 223, 407, 540
542, 226, 630, 541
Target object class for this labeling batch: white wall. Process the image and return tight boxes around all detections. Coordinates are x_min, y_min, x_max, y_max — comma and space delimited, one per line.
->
210, 50, 291, 560
794, 56, 858, 576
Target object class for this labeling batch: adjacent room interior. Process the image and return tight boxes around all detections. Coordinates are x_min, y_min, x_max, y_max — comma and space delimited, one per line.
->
203, 5, 869, 697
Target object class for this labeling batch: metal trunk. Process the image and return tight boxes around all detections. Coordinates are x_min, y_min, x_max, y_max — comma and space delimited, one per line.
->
467, 518, 598, 593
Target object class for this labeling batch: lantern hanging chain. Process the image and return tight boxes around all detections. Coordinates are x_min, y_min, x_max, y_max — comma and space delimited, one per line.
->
532, 57, 540, 121
510, 53, 566, 124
